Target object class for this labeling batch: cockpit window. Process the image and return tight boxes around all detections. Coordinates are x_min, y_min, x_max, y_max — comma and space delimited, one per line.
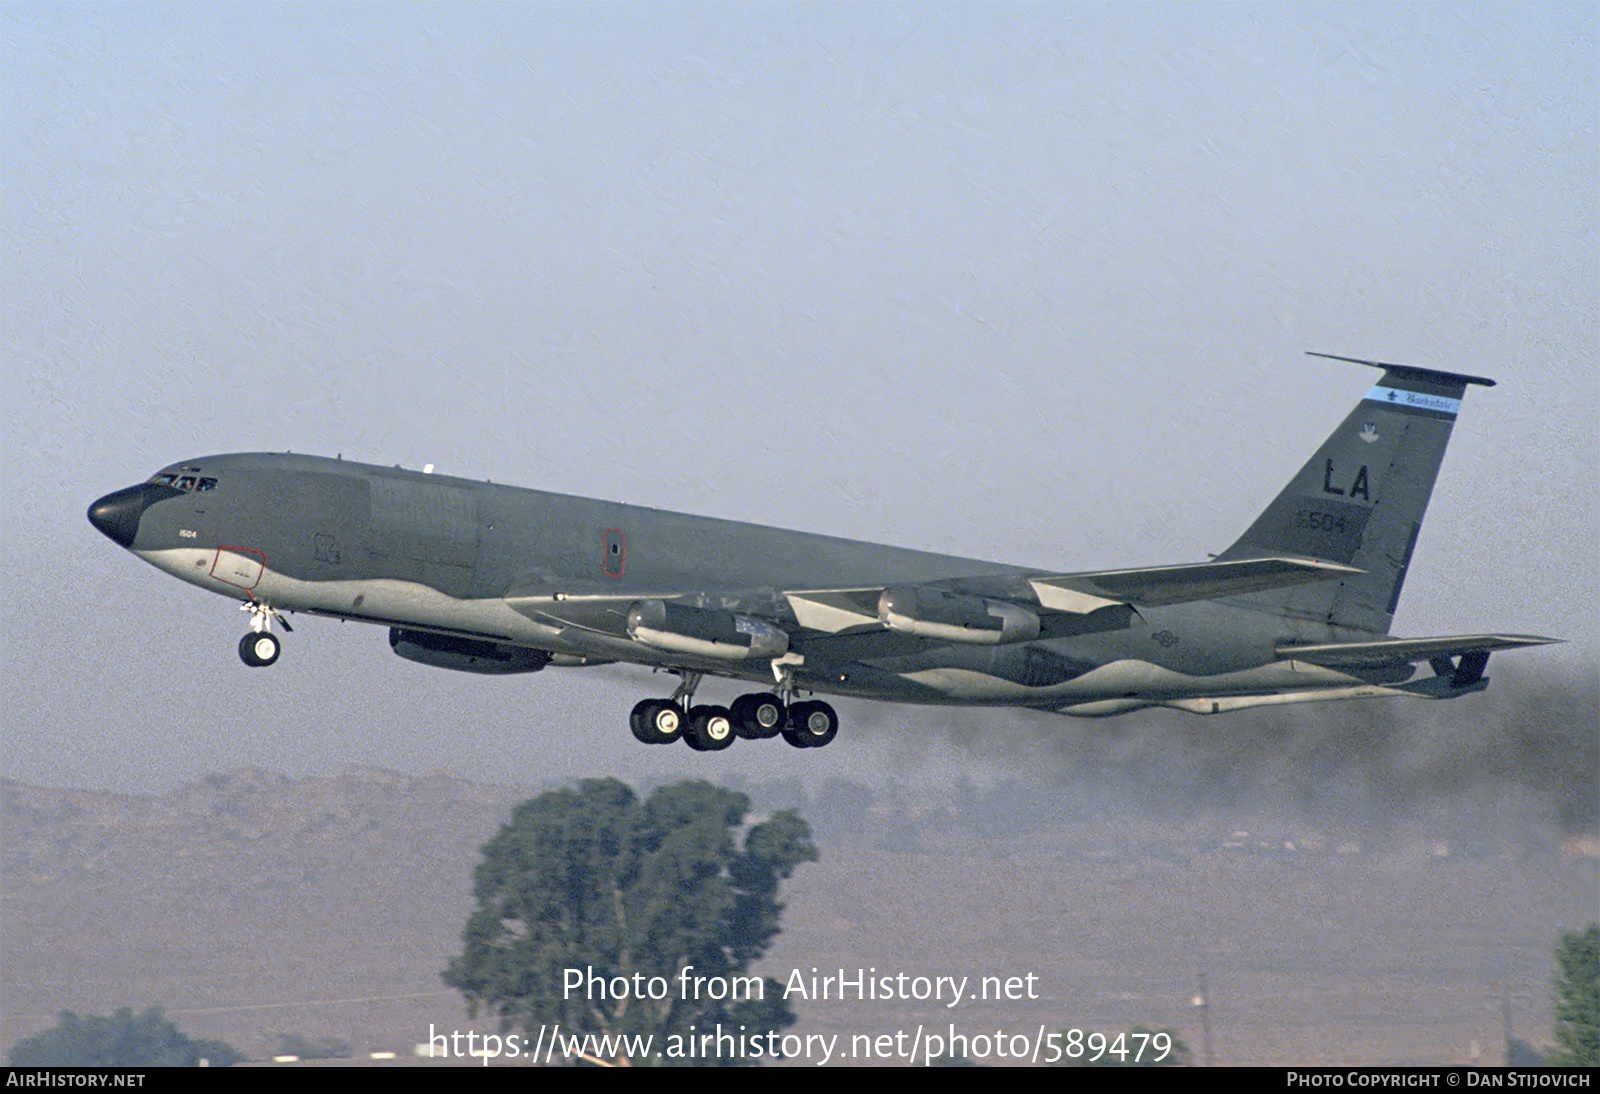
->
148, 473, 216, 493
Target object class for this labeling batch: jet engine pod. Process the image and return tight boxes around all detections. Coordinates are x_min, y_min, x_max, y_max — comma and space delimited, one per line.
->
877, 585, 1040, 645
389, 628, 552, 675
626, 599, 789, 661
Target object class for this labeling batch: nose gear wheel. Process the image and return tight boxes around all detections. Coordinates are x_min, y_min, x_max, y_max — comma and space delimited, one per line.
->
237, 599, 289, 667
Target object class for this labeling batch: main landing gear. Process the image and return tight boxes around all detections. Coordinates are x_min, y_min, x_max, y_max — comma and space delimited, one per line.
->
237, 599, 291, 667
629, 672, 838, 750
782, 699, 840, 749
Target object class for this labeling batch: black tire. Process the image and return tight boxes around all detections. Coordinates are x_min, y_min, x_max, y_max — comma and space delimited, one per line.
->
730, 692, 785, 740
640, 700, 684, 745
782, 699, 838, 749
684, 705, 735, 752
630, 699, 658, 744
239, 631, 280, 667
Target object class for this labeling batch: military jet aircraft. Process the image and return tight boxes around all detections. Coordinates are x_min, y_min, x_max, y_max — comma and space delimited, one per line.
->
88, 354, 1554, 752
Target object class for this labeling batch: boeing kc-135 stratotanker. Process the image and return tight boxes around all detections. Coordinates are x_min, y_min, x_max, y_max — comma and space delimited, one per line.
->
88, 355, 1555, 752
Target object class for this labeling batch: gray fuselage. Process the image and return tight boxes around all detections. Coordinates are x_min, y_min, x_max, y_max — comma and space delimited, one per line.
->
91, 451, 1368, 714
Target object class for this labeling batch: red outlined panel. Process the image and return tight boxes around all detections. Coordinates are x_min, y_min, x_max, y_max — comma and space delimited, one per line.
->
603, 529, 626, 578
211, 546, 265, 590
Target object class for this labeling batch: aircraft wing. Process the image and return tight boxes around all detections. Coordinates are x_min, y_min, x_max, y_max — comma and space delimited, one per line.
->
507, 556, 1363, 645
786, 556, 1363, 633
1026, 555, 1363, 612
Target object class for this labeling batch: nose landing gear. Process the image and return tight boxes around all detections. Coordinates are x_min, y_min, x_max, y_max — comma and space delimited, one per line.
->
238, 631, 280, 667
237, 599, 291, 667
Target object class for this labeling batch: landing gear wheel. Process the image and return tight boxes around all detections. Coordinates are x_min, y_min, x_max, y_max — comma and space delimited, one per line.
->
630, 699, 659, 744
684, 705, 735, 752
731, 692, 785, 740
632, 699, 684, 745
239, 631, 280, 667
783, 699, 838, 749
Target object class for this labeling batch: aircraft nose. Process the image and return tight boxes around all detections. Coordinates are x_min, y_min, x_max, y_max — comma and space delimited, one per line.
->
88, 483, 169, 548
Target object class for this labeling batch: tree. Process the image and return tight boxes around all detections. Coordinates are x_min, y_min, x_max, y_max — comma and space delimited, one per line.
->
1551, 923, 1600, 1066
443, 778, 817, 1065
7, 1006, 241, 1067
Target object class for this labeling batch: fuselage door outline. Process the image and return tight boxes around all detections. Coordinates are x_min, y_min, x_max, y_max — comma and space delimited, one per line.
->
210, 546, 265, 591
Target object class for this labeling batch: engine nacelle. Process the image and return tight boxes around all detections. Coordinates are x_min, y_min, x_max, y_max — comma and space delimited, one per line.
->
626, 599, 789, 661
389, 628, 552, 675
877, 585, 1040, 645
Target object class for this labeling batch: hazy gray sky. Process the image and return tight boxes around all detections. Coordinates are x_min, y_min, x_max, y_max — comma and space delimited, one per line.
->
5, 3, 1594, 792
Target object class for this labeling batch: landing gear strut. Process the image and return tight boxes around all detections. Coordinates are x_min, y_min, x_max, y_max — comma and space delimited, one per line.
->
769, 653, 837, 748
237, 599, 290, 667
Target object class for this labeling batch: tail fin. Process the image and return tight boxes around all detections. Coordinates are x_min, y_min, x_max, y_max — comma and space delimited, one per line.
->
1217, 353, 1494, 634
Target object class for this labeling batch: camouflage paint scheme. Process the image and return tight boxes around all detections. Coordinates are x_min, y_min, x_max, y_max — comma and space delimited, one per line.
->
88, 356, 1555, 749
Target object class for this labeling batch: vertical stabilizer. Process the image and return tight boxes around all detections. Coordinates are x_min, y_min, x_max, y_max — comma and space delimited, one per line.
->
1218, 354, 1493, 634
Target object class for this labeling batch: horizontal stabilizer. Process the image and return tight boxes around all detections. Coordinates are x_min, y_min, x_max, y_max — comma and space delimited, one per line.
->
1277, 633, 1560, 667
1306, 351, 1496, 389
